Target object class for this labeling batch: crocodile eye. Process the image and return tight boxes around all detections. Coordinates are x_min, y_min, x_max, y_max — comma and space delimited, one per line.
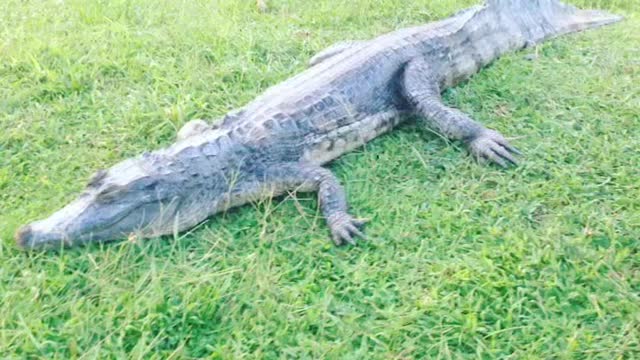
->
96, 184, 126, 202
87, 169, 108, 188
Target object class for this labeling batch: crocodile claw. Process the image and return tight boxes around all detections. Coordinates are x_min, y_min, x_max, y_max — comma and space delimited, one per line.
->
468, 129, 520, 168
327, 212, 367, 246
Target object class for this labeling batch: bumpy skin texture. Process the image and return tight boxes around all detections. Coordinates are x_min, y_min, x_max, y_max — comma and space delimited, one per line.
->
15, 0, 622, 249
308, 41, 366, 67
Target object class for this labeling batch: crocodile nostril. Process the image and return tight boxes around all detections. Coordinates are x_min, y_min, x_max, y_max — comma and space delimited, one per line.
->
15, 225, 33, 249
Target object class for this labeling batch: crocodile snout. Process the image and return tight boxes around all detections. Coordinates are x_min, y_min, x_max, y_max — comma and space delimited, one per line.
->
14, 223, 67, 250
15, 225, 33, 249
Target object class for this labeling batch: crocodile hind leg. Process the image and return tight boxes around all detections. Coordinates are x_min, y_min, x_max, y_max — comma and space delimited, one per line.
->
402, 58, 520, 167
309, 41, 365, 67
264, 163, 366, 245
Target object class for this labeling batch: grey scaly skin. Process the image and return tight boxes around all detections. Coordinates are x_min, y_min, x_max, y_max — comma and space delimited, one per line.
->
15, 0, 622, 250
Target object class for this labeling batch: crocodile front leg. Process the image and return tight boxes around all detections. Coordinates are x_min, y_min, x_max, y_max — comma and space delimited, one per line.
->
264, 163, 366, 245
402, 58, 520, 167
177, 119, 210, 140
309, 41, 364, 67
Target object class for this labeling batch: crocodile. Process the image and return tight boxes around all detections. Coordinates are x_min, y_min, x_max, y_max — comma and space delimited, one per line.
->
15, 0, 622, 249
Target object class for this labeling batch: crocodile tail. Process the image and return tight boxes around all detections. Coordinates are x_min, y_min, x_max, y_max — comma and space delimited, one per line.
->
487, 0, 623, 43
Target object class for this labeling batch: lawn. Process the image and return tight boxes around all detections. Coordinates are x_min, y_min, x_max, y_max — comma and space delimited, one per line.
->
1, 0, 638, 358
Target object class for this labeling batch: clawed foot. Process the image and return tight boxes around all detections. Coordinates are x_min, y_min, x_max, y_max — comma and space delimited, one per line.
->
468, 129, 521, 168
327, 212, 367, 246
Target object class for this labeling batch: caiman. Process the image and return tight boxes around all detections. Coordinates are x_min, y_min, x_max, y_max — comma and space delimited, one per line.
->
15, 0, 623, 249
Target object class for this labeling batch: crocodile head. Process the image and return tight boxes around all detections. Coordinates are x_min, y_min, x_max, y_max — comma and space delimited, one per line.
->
15, 140, 226, 250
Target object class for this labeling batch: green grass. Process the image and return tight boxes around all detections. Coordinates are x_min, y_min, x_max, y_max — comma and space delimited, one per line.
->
1, 0, 639, 358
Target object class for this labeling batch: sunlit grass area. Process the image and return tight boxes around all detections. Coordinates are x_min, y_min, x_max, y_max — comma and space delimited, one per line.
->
1, 0, 638, 357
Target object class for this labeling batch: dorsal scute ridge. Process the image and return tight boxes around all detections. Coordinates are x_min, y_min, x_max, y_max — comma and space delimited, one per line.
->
485, 0, 575, 12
